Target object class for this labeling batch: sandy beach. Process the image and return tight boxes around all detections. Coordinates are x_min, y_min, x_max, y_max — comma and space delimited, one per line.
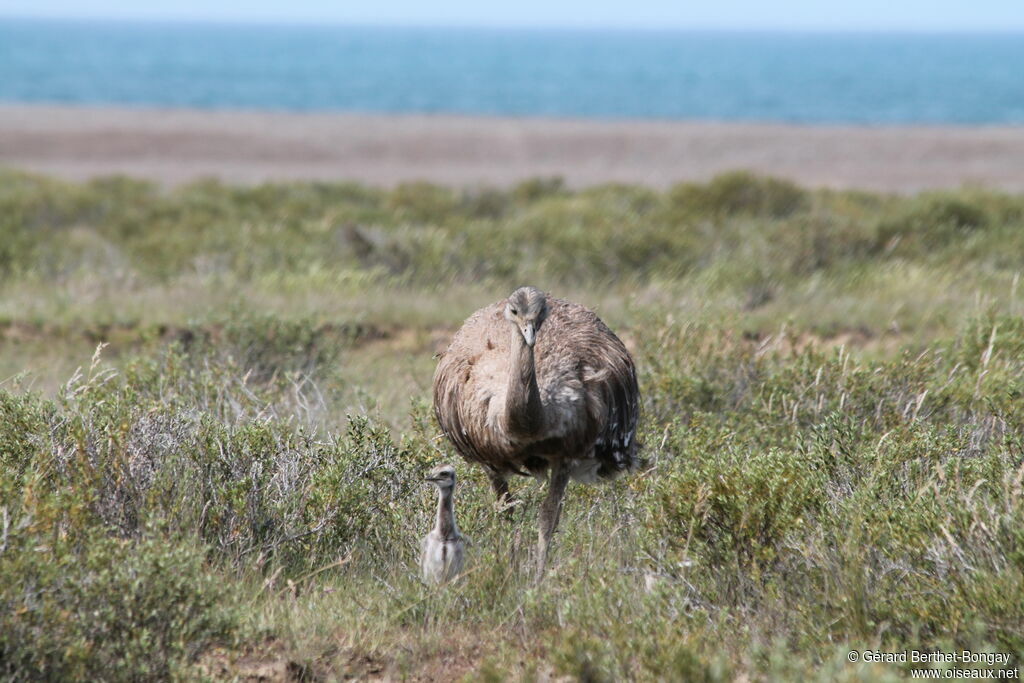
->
1, 105, 1023, 192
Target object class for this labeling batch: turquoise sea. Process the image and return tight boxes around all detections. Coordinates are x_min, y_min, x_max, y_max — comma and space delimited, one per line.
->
0, 19, 1022, 123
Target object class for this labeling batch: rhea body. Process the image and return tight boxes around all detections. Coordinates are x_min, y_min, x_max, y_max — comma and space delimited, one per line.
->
433, 287, 640, 577
420, 464, 466, 584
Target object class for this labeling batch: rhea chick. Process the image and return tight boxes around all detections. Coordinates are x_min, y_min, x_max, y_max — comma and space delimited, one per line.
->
420, 464, 466, 584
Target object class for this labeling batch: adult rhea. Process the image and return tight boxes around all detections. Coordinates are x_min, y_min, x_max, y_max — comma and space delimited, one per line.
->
432, 286, 640, 578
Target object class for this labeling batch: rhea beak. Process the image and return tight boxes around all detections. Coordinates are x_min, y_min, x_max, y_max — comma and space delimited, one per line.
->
521, 321, 536, 346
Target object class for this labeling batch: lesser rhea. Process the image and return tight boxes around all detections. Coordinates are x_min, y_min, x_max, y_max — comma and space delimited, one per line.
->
420, 464, 466, 584
433, 286, 640, 579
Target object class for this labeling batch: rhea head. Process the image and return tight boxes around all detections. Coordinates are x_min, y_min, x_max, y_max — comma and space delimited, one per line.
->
425, 464, 457, 491
504, 286, 548, 347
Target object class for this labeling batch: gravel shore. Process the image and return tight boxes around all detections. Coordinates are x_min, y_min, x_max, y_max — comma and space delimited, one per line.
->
2, 105, 1023, 191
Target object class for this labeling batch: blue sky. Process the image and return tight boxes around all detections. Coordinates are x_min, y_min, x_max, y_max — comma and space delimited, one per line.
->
1, 0, 1022, 31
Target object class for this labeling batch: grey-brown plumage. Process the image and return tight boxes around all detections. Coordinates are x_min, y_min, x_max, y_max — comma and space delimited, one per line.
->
420, 464, 466, 584
433, 286, 640, 578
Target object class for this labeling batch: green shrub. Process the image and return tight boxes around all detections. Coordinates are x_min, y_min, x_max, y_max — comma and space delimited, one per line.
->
0, 532, 236, 681
645, 420, 827, 571
669, 171, 808, 219
876, 194, 991, 254
511, 176, 566, 204
0, 391, 51, 477
212, 311, 350, 382
387, 182, 460, 223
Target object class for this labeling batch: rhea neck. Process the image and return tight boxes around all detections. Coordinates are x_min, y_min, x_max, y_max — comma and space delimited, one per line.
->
505, 323, 544, 438
433, 485, 458, 539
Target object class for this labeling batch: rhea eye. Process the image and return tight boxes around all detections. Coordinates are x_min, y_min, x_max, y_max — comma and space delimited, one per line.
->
510, 307, 518, 315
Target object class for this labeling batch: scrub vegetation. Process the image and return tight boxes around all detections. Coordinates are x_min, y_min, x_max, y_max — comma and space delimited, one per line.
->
1, 169, 1023, 680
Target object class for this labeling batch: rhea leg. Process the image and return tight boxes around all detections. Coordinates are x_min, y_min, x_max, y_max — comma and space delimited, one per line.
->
488, 470, 515, 517
488, 470, 524, 571
535, 459, 571, 582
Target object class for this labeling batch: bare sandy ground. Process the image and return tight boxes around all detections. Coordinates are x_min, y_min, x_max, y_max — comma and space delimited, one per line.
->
1, 105, 1022, 192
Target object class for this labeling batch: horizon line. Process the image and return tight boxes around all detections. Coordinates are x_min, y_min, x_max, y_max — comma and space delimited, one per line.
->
2, 14, 1024, 34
